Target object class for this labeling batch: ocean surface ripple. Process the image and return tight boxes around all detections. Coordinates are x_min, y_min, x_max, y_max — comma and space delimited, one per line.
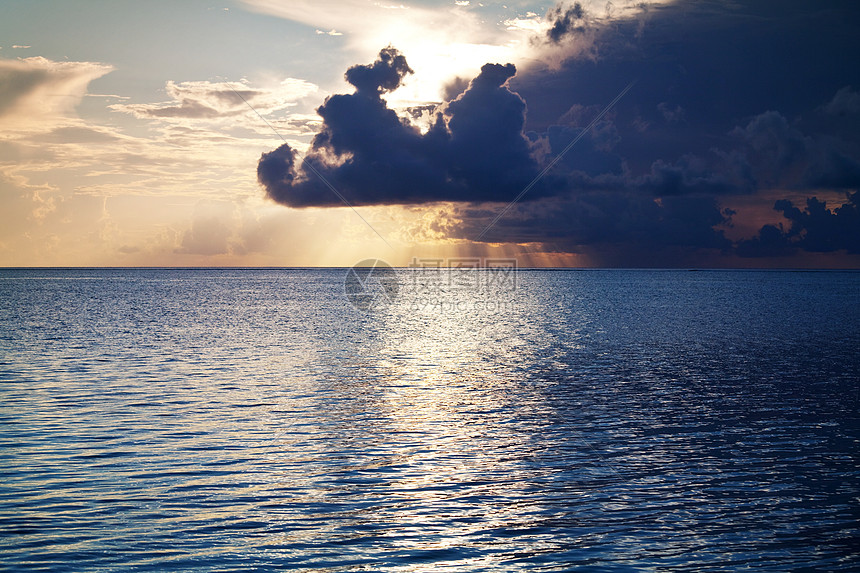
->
1, 268, 858, 571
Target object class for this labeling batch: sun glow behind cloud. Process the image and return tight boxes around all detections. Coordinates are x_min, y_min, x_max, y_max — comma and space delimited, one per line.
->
0, 1, 681, 268
240, 0, 537, 106
2, 0, 858, 268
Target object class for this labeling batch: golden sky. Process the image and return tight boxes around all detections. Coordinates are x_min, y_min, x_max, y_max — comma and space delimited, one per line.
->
1, 1, 858, 267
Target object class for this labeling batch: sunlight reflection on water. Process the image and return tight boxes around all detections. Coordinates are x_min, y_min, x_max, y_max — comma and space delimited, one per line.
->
0, 268, 858, 571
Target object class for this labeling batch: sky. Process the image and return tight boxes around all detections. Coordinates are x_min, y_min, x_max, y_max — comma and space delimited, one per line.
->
1, 0, 859, 267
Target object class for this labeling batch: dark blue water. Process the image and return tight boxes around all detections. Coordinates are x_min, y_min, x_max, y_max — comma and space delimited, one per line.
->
1, 268, 858, 571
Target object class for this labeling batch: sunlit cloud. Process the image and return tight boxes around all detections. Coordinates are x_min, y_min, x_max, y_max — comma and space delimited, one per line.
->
110, 78, 318, 121
503, 12, 543, 32
239, 0, 674, 109
1, 1, 856, 268
240, 0, 534, 106
0, 56, 114, 135
0, 56, 326, 265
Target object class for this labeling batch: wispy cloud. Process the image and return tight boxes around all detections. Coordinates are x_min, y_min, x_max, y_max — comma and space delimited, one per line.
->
111, 78, 317, 121
0, 56, 331, 265
0, 56, 114, 134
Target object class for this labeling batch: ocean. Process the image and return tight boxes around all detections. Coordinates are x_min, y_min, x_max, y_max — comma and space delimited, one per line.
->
1, 268, 858, 571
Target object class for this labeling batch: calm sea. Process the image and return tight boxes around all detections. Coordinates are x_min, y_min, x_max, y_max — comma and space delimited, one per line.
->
1, 268, 858, 572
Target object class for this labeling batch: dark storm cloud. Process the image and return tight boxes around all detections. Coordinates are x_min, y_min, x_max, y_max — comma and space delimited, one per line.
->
493, 0, 860, 260
343, 46, 413, 95
546, 2, 588, 44
657, 103, 685, 124
513, 0, 860, 166
822, 87, 860, 117
453, 191, 732, 264
777, 192, 860, 253
738, 192, 860, 256
441, 76, 470, 101
510, 105, 859, 260
540, 106, 859, 200
258, 1, 860, 263
530, 122, 623, 177
259, 48, 543, 207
